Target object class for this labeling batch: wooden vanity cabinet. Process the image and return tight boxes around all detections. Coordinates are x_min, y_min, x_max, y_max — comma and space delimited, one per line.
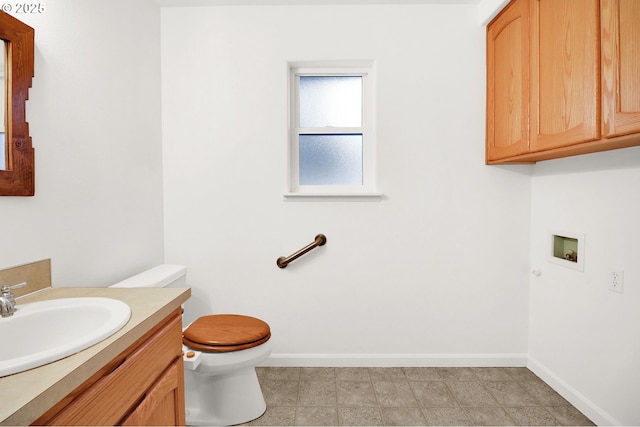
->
34, 309, 185, 426
486, 0, 640, 164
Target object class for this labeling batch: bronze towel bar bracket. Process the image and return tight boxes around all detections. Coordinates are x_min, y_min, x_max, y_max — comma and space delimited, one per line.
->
277, 234, 327, 269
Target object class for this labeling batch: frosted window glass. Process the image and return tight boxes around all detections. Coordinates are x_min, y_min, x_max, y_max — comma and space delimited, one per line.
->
299, 134, 362, 185
299, 76, 362, 127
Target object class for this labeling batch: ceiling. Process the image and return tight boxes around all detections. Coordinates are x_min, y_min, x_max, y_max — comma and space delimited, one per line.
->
155, 0, 482, 7
153, 0, 503, 26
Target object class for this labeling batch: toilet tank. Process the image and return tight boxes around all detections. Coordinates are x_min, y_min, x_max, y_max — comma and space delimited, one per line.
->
110, 264, 187, 288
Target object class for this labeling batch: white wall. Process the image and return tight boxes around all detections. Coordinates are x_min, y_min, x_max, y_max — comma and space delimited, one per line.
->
0, 0, 165, 285
3, 0, 636, 423
477, 0, 510, 25
161, 4, 532, 364
528, 147, 640, 426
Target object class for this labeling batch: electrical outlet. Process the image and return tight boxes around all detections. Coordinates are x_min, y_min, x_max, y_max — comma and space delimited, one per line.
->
609, 269, 624, 294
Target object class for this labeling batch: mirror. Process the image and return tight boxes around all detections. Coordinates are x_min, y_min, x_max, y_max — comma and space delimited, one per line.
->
0, 11, 34, 196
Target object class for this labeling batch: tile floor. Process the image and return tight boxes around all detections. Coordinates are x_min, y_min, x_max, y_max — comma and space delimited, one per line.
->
248, 367, 595, 426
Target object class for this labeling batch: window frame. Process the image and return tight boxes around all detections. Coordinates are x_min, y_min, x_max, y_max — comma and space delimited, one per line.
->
286, 62, 380, 200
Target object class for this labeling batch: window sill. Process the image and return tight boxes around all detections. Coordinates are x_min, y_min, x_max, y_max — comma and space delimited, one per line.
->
283, 193, 383, 202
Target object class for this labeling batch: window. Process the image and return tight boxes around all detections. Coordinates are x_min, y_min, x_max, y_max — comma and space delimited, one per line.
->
286, 62, 379, 199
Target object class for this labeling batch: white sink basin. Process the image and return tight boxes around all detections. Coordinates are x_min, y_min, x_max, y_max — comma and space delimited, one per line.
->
0, 297, 131, 377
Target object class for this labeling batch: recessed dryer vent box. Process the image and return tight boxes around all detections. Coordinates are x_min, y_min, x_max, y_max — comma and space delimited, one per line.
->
548, 230, 585, 271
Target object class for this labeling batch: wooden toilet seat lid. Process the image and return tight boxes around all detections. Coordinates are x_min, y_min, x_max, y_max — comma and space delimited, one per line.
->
182, 314, 271, 352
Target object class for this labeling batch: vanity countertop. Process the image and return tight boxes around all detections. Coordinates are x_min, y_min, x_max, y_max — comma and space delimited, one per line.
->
0, 286, 190, 426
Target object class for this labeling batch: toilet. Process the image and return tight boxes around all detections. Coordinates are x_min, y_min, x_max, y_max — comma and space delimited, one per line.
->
111, 264, 272, 426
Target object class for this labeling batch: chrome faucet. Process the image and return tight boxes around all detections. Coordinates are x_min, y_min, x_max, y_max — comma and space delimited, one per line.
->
0, 282, 27, 317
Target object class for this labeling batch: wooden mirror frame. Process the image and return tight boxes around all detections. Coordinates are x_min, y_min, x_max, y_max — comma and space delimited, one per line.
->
0, 11, 34, 196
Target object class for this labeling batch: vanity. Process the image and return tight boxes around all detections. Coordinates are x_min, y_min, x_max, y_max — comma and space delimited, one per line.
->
0, 286, 190, 426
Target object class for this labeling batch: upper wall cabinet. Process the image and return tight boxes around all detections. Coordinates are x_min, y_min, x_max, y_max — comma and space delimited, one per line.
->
602, 0, 640, 138
486, 0, 640, 164
486, 0, 530, 161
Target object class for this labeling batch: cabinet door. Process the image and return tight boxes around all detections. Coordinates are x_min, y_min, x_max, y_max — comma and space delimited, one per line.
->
530, 0, 600, 151
486, 0, 530, 162
40, 312, 184, 426
602, 0, 640, 137
121, 360, 186, 426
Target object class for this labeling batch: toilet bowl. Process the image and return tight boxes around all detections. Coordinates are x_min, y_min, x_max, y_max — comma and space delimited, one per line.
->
111, 265, 271, 426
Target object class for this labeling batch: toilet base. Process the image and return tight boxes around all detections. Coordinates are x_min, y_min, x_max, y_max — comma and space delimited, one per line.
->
185, 366, 266, 426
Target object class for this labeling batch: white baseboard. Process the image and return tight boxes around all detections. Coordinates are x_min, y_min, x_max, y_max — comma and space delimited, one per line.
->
260, 353, 528, 368
528, 356, 620, 426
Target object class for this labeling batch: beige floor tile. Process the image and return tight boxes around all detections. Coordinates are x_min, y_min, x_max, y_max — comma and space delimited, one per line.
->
447, 381, 499, 407
546, 405, 595, 426
422, 407, 473, 426
380, 407, 426, 426
336, 367, 371, 381
369, 367, 407, 381
464, 406, 515, 426
410, 381, 458, 407
263, 367, 301, 381
437, 367, 477, 381
261, 379, 300, 406
338, 407, 383, 426
298, 380, 337, 406
504, 406, 560, 426
295, 406, 338, 426
373, 381, 418, 407
521, 380, 569, 406
337, 381, 378, 407
254, 367, 592, 427
484, 381, 540, 406
472, 367, 514, 381
402, 367, 442, 381
300, 367, 336, 380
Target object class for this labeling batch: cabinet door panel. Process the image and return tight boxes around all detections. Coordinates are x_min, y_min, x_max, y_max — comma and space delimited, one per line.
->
486, 0, 530, 161
121, 360, 185, 426
602, 0, 640, 137
530, 0, 600, 151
